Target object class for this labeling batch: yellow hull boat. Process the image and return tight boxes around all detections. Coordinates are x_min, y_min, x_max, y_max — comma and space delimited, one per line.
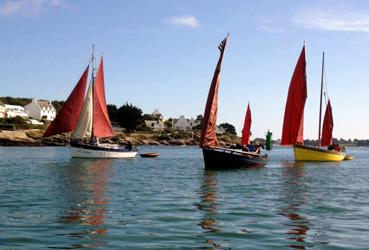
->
294, 144, 345, 162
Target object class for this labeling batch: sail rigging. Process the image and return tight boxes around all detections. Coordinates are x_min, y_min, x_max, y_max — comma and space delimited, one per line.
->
43, 66, 89, 137
321, 99, 333, 147
241, 103, 252, 145
281, 45, 307, 145
318, 52, 325, 147
200, 34, 228, 148
92, 58, 115, 138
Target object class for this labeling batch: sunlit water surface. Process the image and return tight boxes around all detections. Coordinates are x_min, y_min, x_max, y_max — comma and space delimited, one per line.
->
0, 146, 368, 249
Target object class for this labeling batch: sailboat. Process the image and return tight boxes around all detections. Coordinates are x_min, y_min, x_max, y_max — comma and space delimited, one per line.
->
281, 45, 345, 161
43, 48, 137, 159
200, 34, 268, 170
241, 103, 252, 146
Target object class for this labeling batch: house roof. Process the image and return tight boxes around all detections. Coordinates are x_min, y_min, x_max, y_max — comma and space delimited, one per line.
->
152, 109, 162, 116
37, 100, 54, 110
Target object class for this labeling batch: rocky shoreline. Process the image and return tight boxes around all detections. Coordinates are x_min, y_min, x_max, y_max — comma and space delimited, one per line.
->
0, 129, 241, 147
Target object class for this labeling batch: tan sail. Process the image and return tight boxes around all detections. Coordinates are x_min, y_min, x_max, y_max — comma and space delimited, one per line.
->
71, 82, 93, 140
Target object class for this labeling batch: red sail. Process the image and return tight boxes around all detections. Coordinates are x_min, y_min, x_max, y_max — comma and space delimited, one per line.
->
43, 66, 89, 137
241, 103, 252, 145
281, 45, 307, 145
200, 35, 228, 148
321, 100, 333, 146
92, 57, 114, 138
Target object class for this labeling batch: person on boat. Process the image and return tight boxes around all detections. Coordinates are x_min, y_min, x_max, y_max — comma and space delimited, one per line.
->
328, 143, 344, 152
254, 144, 261, 154
125, 140, 133, 151
247, 142, 256, 152
90, 137, 98, 145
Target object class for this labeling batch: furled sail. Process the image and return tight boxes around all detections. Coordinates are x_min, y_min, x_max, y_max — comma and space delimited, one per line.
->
200, 35, 228, 148
241, 103, 252, 145
92, 58, 114, 138
321, 100, 333, 147
281, 45, 307, 145
43, 66, 89, 137
71, 81, 93, 140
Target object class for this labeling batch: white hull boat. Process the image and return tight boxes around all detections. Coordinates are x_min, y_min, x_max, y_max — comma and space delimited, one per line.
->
70, 143, 137, 159
43, 47, 138, 159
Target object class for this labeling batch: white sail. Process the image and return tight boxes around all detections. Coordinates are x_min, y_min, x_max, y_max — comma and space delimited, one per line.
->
71, 81, 93, 140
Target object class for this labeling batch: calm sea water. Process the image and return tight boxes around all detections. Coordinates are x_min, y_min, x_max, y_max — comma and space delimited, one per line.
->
0, 146, 369, 249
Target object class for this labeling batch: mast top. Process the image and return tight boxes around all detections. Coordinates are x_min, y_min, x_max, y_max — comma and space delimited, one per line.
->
91, 43, 96, 79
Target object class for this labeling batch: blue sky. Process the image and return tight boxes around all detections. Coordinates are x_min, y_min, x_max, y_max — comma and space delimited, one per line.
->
1, 0, 369, 139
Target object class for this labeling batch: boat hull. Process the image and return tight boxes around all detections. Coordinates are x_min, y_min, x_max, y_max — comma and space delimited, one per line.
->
202, 147, 268, 170
294, 144, 345, 162
69, 142, 137, 159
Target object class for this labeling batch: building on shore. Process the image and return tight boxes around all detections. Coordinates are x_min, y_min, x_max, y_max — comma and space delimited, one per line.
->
144, 120, 165, 131
3, 104, 29, 118
151, 109, 163, 120
0, 105, 5, 118
216, 125, 226, 135
172, 115, 196, 131
24, 99, 56, 121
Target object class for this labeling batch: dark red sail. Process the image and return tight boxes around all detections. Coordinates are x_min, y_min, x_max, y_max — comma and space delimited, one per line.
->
43, 66, 89, 137
281, 45, 307, 145
241, 103, 252, 145
321, 100, 333, 146
200, 35, 228, 148
92, 57, 114, 138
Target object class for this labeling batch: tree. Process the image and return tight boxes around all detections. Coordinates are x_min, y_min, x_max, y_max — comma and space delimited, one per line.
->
116, 103, 143, 132
107, 104, 118, 122
52, 100, 65, 113
194, 114, 203, 130
219, 122, 236, 135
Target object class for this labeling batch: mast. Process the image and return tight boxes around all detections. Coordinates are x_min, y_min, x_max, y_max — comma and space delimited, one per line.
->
318, 52, 325, 148
199, 33, 229, 148
91, 44, 96, 141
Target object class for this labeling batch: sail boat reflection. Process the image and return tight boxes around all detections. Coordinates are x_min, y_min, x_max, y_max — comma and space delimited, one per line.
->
58, 159, 113, 246
279, 161, 311, 249
195, 170, 223, 249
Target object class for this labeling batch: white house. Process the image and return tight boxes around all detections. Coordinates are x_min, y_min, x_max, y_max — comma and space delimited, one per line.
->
4, 104, 29, 118
144, 120, 165, 131
216, 125, 226, 135
0, 105, 5, 118
173, 115, 193, 131
152, 109, 163, 120
24, 99, 56, 121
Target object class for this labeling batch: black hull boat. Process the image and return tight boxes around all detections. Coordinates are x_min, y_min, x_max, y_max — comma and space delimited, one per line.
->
199, 35, 268, 170
203, 147, 268, 170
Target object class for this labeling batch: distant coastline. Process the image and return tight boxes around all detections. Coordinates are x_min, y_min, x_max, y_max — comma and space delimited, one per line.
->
1, 129, 369, 147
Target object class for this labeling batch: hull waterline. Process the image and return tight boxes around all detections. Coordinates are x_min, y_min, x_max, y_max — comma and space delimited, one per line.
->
203, 147, 267, 170
294, 144, 345, 162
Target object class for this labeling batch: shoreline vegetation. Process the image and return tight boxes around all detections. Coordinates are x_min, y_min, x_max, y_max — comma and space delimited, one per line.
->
0, 129, 241, 147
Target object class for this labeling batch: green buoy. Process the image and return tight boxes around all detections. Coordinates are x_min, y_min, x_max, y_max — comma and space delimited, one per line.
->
266, 130, 272, 150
